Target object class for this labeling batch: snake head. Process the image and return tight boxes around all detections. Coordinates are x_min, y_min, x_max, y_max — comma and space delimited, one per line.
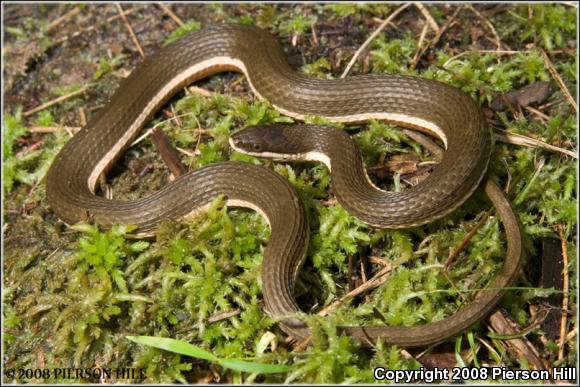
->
229, 125, 306, 159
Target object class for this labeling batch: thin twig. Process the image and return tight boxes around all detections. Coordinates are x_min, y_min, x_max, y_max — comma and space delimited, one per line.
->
540, 49, 578, 113
493, 128, 578, 159
23, 86, 89, 117
131, 112, 199, 147
368, 255, 390, 267
207, 308, 241, 324
465, 4, 501, 50
537, 97, 566, 110
341, 3, 412, 78
411, 23, 430, 69
188, 86, 214, 98
525, 106, 550, 123
53, 7, 140, 46
28, 125, 81, 133
78, 107, 87, 127
157, 2, 184, 26
310, 23, 319, 47
47, 6, 81, 32
317, 264, 393, 317
151, 128, 188, 177
115, 2, 145, 59
488, 311, 549, 373
557, 225, 570, 362
414, 5, 465, 66
445, 209, 494, 269
414, 2, 440, 34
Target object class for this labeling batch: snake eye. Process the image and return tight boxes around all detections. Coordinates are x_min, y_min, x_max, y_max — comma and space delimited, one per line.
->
252, 143, 263, 152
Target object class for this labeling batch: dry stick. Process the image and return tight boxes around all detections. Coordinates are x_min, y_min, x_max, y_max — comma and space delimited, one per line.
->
488, 312, 549, 372
414, 2, 440, 34
310, 23, 319, 47
347, 254, 356, 291
23, 86, 89, 117
47, 6, 81, 32
157, 2, 184, 26
78, 107, 87, 126
53, 7, 139, 46
188, 86, 214, 97
115, 2, 145, 59
28, 125, 81, 134
340, 3, 412, 78
413, 5, 465, 67
368, 255, 390, 267
130, 111, 198, 146
207, 308, 242, 324
493, 128, 578, 159
465, 4, 501, 50
150, 128, 188, 178
557, 225, 570, 363
411, 23, 430, 69
540, 49, 578, 113
525, 106, 550, 123
537, 97, 566, 111
317, 264, 393, 317
445, 209, 494, 269
561, 2, 578, 8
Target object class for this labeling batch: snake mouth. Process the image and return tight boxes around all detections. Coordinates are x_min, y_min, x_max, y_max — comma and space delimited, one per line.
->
228, 135, 288, 160
229, 136, 262, 156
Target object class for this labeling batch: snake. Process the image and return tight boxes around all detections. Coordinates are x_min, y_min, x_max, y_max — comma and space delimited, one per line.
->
46, 24, 522, 347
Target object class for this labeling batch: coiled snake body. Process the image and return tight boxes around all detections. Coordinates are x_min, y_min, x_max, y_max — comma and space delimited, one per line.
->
46, 24, 522, 347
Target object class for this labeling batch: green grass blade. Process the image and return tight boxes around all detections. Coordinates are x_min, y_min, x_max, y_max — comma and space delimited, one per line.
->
126, 336, 217, 362
127, 335, 293, 374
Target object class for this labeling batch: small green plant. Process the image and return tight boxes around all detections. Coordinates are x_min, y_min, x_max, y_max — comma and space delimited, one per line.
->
370, 34, 418, 75
2, 110, 27, 194
509, 4, 576, 50
301, 57, 334, 79
47, 224, 150, 366
34, 109, 54, 126
164, 20, 202, 45
2, 110, 64, 196
93, 54, 127, 80
71, 223, 149, 292
127, 336, 292, 374
324, 3, 372, 18
279, 14, 317, 36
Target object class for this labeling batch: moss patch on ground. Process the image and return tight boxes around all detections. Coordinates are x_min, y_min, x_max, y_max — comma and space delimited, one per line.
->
2, 3, 577, 384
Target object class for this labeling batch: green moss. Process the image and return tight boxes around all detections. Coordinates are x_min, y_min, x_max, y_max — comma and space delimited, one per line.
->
34, 109, 54, 126
163, 20, 202, 45
279, 14, 317, 36
508, 4, 576, 50
2, 110, 67, 197
301, 57, 333, 79
3, 3, 576, 384
370, 34, 419, 75
92, 54, 126, 80
2, 109, 27, 194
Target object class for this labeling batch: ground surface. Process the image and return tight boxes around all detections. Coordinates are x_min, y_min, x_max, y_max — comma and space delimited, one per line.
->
2, 3, 577, 384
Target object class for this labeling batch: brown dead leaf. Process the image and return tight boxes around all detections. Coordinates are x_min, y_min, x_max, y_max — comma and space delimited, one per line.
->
385, 154, 420, 174
491, 81, 552, 111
